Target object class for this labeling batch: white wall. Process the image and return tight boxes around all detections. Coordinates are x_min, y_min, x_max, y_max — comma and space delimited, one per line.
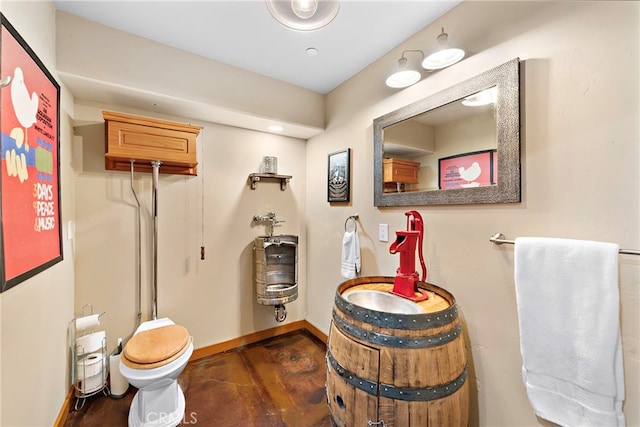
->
306, 2, 639, 426
0, 1, 76, 425
72, 105, 308, 353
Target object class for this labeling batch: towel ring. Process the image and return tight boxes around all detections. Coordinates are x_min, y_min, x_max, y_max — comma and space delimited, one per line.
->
344, 215, 359, 232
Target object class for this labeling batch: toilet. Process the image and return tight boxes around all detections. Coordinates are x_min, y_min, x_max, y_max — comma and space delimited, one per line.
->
119, 318, 193, 427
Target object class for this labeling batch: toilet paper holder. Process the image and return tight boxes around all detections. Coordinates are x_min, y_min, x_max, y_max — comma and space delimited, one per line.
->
69, 305, 109, 409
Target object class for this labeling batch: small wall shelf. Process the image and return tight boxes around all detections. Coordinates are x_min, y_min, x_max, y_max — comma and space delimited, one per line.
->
249, 173, 292, 190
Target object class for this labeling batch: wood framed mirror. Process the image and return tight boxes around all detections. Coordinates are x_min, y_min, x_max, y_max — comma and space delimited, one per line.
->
374, 58, 520, 206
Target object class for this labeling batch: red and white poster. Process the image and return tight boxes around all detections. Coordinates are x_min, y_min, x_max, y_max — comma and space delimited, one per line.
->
439, 149, 497, 190
1, 14, 62, 292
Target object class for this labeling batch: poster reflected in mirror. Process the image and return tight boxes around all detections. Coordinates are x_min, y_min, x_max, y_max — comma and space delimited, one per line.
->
1, 13, 62, 292
328, 149, 350, 202
439, 149, 497, 190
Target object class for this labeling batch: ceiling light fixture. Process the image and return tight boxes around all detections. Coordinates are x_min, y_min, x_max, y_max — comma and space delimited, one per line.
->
422, 27, 465, 71
385, 50, 423, 88
268, 125, 284, 132
265, 0, 340, 31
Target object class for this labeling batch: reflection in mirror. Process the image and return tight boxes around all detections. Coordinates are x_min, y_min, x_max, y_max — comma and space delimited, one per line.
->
383, 87, 497, 192
374, 58, 520, 206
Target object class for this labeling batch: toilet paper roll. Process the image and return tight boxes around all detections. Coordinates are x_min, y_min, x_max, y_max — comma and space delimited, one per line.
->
77, 352, 105, 379
109, 354, 129, 398
79, 371, 105, 394
75, 314, 100, 331
75, 330, 105, 354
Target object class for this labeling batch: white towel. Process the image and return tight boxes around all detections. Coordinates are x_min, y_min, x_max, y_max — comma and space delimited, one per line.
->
514, 237, 625, 427
341, 230, 361, 279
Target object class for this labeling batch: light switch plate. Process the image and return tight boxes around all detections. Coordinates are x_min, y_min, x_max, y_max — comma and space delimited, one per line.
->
379, 224, 389, 242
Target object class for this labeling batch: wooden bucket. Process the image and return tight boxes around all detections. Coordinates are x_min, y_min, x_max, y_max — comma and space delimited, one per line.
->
326, 277, 469, 427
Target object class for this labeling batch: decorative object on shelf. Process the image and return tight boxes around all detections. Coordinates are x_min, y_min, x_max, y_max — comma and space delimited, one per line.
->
0, 13, 62, 292
265, 0, 340, 31
385, 27, 465, 88
263, 156, 278, 174
328, 149, 351, 202
248, 173, 292, 190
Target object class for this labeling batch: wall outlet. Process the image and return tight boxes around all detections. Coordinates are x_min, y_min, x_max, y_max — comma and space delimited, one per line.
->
379, 223, 389, 242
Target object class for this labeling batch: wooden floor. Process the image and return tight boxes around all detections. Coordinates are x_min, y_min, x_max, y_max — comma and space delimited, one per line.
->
65, 330, 330, 427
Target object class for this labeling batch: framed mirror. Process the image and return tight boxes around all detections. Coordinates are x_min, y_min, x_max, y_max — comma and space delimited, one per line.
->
374, 58, 520, 206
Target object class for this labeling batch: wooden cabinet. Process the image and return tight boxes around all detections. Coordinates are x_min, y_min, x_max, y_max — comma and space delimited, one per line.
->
383, 158, 420, 184
383, 158, 420, 192
103, 111, 200, 176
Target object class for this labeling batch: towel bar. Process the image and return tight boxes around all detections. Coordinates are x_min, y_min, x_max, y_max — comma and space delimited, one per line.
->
345, 214, 359, 232
489, 233, 640, 256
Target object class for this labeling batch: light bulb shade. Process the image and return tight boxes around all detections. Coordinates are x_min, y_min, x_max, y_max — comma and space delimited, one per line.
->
386, 69, 421, 88
266, 0, 340, 31
422, 48, 465, 70
422, 28, 465, 70
291, 0, 318, 19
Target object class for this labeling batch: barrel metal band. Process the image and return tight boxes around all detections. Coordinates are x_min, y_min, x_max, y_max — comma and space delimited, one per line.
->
380, 366, 468, 401
332, 310, 461, 349
334, 292, 457, 330
326, 349, 468, 401
326, 349, 379, 395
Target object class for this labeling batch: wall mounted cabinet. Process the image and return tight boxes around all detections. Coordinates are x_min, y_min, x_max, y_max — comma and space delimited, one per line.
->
103, 111, 201, 175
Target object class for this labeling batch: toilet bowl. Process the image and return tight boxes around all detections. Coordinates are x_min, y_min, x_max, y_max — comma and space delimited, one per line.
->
119, 318, 193, 427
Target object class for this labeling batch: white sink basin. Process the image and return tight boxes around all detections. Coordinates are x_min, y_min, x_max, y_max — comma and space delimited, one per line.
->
343, 290, 423, 314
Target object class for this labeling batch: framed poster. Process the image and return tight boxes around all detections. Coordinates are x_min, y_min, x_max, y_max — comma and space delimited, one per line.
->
439, 149, 496, 190
1, 13, 62, 292
328, 149, 350, 202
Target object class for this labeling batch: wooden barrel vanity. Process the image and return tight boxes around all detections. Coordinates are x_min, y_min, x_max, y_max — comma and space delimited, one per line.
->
326, 276, 469, 426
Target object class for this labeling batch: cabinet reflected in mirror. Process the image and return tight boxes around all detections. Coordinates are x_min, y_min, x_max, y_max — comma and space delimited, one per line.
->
374, 58, 520, 206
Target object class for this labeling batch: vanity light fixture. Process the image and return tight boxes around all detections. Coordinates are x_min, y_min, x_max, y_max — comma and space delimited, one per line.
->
385, 50, 423, 88
265, 0, 340, 31
422, 27, 465, 71
385, 28, 465, 89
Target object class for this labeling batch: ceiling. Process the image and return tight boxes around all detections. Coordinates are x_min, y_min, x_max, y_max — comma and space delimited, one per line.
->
52, 0, 462, 95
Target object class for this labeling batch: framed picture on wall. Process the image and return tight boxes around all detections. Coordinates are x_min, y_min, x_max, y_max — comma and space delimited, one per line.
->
327, 149, 350, 202
0, 13, 62, 292
438, 149, 496, 190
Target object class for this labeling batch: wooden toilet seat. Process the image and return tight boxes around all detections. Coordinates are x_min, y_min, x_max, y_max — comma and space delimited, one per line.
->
121, 324, 191, 370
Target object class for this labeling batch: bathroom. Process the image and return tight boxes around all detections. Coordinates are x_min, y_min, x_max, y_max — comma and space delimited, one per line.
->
0, 1, 638, 426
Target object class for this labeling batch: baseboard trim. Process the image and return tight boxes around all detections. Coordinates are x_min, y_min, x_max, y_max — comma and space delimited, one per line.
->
53, 386, 74, 427
54, 320, 328, 426
190, 320, 327, 361
301, 320, 328, 344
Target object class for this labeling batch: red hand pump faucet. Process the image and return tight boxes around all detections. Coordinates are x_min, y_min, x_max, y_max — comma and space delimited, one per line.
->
388, 210, 429, 301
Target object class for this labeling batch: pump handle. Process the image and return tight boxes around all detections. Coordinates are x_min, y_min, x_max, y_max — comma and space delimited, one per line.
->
404, 210, 427, 281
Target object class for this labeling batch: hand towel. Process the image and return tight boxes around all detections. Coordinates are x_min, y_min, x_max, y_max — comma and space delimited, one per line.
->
514, 237, 624, 427
341, 230, 361, 279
